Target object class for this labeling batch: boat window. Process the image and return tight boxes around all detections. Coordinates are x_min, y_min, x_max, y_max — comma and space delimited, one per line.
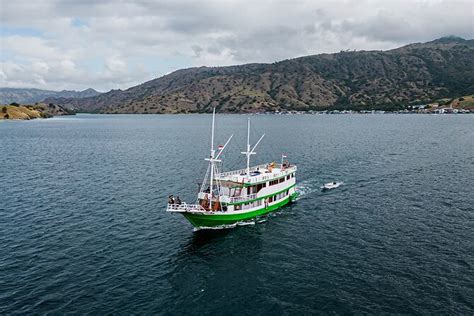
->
279, 177, 285, 183
287, 175, 290, 180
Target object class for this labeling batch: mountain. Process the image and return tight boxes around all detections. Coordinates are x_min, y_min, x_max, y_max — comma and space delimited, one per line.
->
48, 37, 473, 113
0, 88, 101, 105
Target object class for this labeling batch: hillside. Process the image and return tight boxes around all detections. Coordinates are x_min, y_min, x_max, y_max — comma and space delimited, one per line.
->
47, 37, 474, 113
450, 95, 474, 110
0, 103, 75, 120
0, 88, 101, 104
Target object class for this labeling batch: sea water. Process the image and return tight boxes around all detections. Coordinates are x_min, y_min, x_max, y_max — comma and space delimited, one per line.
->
1, 114, 473, 313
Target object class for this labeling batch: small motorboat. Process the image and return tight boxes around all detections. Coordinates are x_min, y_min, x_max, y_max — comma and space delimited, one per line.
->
321, 181, 342, 191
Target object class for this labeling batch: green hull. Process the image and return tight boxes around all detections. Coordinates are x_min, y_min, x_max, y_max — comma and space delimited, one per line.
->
182, 192, 298, 228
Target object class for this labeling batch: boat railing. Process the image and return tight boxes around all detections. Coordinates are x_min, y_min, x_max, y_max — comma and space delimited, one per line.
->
218, 164, 297, 179
220, 165, 297, 184
167, 203, 206, 213
217, 163, 269, 177
197, 192, 257, 204
248, 165, 297, 183
229, 193, 257, 203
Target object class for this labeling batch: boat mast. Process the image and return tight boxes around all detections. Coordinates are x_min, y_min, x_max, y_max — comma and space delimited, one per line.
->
241, 117, 265, 180
246, 118, 251, 177
203, 108, 233, 200
209, 108, 216, 197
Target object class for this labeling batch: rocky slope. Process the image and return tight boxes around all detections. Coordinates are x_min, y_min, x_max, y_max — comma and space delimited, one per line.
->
450, 95, 474, 109
0, 88, 101, 104
48, 37, 474, 113
0, 103, 75, 120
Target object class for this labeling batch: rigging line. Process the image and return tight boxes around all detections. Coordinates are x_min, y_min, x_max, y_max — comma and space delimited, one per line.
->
215, 163, 223, 210
220, 151, 225, 173
199, 163, 210, 194
211, 162, 224, 211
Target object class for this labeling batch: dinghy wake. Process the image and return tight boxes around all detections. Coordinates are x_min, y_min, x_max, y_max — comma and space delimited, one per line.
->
296, 179, 323, 199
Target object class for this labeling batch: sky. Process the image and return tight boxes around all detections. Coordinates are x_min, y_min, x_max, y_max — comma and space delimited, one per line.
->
0, 0, 473, 92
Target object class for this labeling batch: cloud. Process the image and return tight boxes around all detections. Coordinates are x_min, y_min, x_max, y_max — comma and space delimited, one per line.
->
105, 56, 127, 74
0, 0, 472, 91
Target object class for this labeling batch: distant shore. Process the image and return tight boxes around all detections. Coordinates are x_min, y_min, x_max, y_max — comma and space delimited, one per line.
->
2, 94, 472, 119
0, 103, 75, 120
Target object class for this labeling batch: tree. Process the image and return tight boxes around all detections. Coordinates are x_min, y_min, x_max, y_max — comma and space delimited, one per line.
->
10, 102, 19, 106
2, 106, 7, 113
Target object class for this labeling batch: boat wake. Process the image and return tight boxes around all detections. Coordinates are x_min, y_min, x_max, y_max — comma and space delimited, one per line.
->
192, 203, 293, 231
295, 179, 322, 199
193, 220, 256, 231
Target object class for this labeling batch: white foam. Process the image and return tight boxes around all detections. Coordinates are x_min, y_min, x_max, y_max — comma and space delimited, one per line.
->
295, 179, 321, 199
321, 181, 344, 190
237, 220, 256, 226
193, 220, 256, 231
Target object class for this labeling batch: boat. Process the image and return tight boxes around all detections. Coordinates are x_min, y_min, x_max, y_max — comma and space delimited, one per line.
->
167, 109, 298, 229
321, 181, 342, 191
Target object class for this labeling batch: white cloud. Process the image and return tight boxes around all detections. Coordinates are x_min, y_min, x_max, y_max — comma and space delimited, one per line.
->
0, 0, 472, 91
1, 36, 65, 60
105, 56, 127, 74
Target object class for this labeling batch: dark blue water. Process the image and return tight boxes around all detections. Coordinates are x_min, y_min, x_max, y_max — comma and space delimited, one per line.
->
1, 114, 473, 314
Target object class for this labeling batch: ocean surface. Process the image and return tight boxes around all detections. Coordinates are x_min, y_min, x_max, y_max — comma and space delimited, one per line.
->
1, 114, 473, 314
